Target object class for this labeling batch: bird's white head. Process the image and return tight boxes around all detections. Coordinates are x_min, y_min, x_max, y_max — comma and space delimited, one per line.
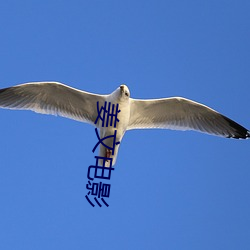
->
119, 84, 130, 98
109, 84, 130, 104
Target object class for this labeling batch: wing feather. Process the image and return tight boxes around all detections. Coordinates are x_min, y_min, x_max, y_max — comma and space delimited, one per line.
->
128, 97, 249, 139
0, 82, 106, 125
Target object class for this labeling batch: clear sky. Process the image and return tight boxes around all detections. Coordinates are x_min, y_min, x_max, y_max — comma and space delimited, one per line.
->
0, 1, 249, 249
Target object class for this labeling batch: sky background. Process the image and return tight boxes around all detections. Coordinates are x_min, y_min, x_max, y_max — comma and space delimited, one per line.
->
0, 1, 249, 249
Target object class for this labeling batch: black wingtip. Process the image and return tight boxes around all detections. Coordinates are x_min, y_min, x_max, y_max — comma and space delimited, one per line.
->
247, 131, 250, 138
222, 115, 250, 139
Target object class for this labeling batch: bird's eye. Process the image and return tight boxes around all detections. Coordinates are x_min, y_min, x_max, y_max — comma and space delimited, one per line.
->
125, 92, 129, 97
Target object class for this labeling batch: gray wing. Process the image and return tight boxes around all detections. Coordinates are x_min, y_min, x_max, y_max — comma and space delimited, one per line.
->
0, 82, 106, 125
128, 97, 249, 139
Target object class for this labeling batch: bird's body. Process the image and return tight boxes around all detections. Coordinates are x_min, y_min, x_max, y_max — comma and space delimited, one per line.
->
0, 82, 249, 166
97, 86, 131, 166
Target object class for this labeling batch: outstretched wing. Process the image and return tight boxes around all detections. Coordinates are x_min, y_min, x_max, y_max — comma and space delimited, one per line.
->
128, 97, 249, 139
0, 82, 106, 125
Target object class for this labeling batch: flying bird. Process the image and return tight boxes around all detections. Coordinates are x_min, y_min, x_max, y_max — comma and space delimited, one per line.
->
0, 82, 249, 166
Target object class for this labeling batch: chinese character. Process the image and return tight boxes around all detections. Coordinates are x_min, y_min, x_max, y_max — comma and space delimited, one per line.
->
85, 156, 114, 207
95, 101, 120, 128
86, 181, 111, 198
86, 101, 121, 207
92, 128, 120, 157
87, 156, 114, 181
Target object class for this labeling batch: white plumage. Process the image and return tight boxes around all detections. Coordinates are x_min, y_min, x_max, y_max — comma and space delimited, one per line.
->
0, 82, 249, 166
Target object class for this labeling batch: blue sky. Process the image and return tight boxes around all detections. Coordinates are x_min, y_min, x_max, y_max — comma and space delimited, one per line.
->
0, 1, 249, 249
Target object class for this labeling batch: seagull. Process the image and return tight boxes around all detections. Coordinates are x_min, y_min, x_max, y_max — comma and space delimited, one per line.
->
0, 82, 249, 166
